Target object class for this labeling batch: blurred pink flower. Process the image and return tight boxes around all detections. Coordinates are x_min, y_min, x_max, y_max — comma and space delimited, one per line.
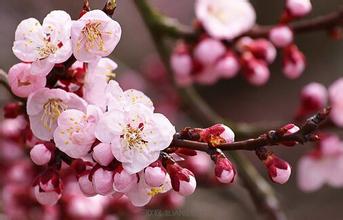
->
297, 135, 343, 191
195, 0, 256, 40
269, 25, 294, 48
71, 10, 121, 62
286, 0, 312, 17
329, 78, 343, 127
283, 45, 306, 79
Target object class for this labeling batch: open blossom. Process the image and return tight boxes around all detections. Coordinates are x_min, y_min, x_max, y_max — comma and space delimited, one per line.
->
95, 103, 175, 174
71, 10, 121, 62
27, 88, 87, 141
53, 105, 102, 158
8, 63, 46, 98
83, 58, 118, 110
328, 78, 343, 127
125, 172, 172, 207
105, 80, 154, 112
13, 10, 72, 75
297, 135, 343, 192
195, 0, 256, 40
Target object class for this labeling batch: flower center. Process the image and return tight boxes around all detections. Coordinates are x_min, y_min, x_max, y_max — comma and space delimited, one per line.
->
147, 186, 163, 197
80, 21, 105, 52
41, 99, 67, 131
122, 123, 148, 150
208, 5, 229, 24
39, 39, 58, 59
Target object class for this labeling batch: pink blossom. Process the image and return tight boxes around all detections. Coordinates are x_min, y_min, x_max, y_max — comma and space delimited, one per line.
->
26, 88, 87, 141
113, 165, 138, 193
125, 173, 172, 207
92, 167, 114, 195
67, 195, 107, 219
30, 144, 52, 165
269, 25, 294, 48
13, 11, 72, 76
71, 10, 121, 62
53, 105, 102, 158
283, 45, 306, 79
33, 170, 62, 205
193, 38, 226, 66
329, 78, 343, 127
83, 58, 118, 110
170, 42, 193, 87
8, 63, 46, 98
195, 0, 256, 40
93, 143, 114, 166
297, 135, 343, 191
286, 0, 312, 17
95, 104, 175, 174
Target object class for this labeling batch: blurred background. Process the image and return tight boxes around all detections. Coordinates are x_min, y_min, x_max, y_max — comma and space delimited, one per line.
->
0, 0, 343, 219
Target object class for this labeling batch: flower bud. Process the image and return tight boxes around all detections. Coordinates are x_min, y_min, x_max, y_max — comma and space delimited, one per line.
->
269, 25, 293, 48
30, 144, 52, 165
247, 39, 276, 64
286, 0, 312, 17
283, 45, 306, 79
33, 170, 62, 205
281, 124, 300, 146
167, 163, 196, 196
297, 82, 328, 118
93, 143, 114, 166
112, 165, 137, 193
144, 161, 167, 187
3, 102, 23, 118
264, 154, 292, 184
214, 52, 240, 79
171, 42, 193, 87
193, 38, 226, 66
212, 153, 236, 184
200, 124, 235, 146
78, 173, 96, 196
241, 53, 270, 86
92, 167, 114, 195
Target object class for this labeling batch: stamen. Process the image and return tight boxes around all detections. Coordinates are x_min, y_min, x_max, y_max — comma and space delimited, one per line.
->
41, 99, 67, 131
122, 124, 148, 150
147, 186, 163, 197
79, 21, 107, 52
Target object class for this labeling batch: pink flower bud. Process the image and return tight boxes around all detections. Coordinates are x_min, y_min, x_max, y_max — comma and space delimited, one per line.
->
92, 143, 114, 166
33, 170, 62, 205
92, 168, 114, 195
247, 39, 276, 64
112, 165, 137, 193
200, 124, 235, 145
296, 82, 328, 119
269, 25, 294, 48
78, 173, 96, 196
214, 52, 240, 79
167, 163, 196, 196
30, 144, 52, 165
328, 78, 343, 127
264, 155, 292, 184
286, 0, 312, 17
213, 154, 236, 184
144, 161, 167, 187
281, 124, 300, 146
242, 53, 270, 86
283, 45, 306, 79
193, 38, 226, 66
7, 63, 46, 98
171, 42, 193, 87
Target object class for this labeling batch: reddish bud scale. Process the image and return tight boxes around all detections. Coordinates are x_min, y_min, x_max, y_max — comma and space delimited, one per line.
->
199, 124, 226, 145
212, 153, 236, 183
166, 163, 193, 192
263, 154, 291, 184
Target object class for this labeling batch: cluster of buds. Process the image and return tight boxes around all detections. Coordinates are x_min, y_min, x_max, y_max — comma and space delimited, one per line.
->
171, 0, 310, 87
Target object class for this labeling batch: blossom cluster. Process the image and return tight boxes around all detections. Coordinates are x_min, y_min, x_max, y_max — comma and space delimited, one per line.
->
171, 0, 310, 86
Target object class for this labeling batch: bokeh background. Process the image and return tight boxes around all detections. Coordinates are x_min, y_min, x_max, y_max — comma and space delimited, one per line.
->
0, 0, 343, 219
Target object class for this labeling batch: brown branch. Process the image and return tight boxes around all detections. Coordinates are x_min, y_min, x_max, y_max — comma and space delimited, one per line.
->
170, 108, 330, 153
